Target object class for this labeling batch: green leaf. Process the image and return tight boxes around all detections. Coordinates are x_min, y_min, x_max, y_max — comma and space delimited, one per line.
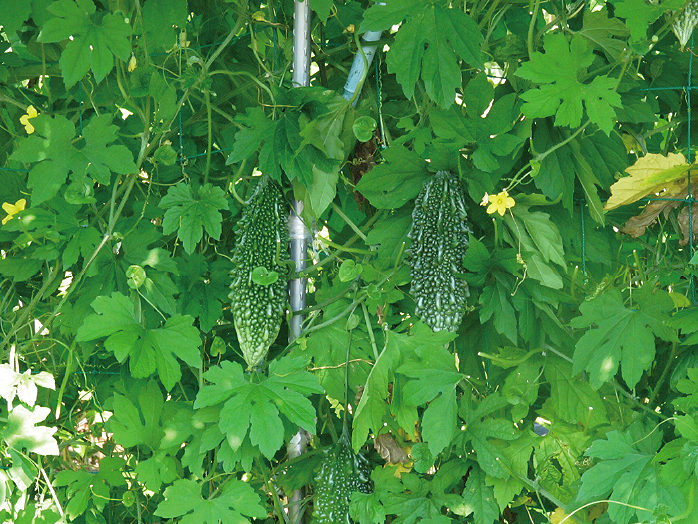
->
154, 478, 266, 523
310, 0, 334, 24
108, 380, 165, 450
338, 259, 363, 282
303, 307, 373, 403
251, 266, 280, 285
578, 9, 631, 61
1, 405, 59, 455
134, 452, 178, 491
461, 466, 500, 524
194, 357, 323, 459
159, 183, 229, 254
611, 0, 683, 42
354, 146, 428, 209
515, 207, 565, 266
38, 0, 132, 87
353, 116, 378, 142
76, 293, 201, 390
571, 286, 677, 389
9, 113, 136, 204
515, 33, 622, 135
54, 457, 126, 518
175, 254, 230, 333
542, 357, 608, 427
364, 208, 412, 265
384, 3, 483, 107
227, 108, 275, 165
479, 275, 518, 344
0, 0, 32, 35
398, 347, 462, 457
353, 330, 415, 451
359, 0, 423, 32
141, 0, 188, 50
578, 424, 685, 524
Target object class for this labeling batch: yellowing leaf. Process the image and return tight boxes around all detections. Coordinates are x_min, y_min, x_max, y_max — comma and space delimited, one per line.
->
550, 507, 570, 524
605, 152, 691, 210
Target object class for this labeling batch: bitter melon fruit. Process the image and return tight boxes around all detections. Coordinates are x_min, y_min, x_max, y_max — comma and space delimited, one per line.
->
671, 1, 698, 47
312, 434, 372, 524
229, 175, 289, 370
408, 170, 472, 332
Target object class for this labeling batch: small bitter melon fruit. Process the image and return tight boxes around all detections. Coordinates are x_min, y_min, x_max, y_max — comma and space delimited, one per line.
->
408, 170, 472, 332
671, 1, 698, 47
229, 175, 289, 370
312, 434, 372, 524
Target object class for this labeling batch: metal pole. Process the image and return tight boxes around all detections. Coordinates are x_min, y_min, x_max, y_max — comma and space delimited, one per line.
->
342, 28, 384, 104
288, 3, 311, 524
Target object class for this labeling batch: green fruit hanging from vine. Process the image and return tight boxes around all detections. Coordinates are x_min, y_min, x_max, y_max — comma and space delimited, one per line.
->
229, 175, 290, 370
408, 170, 472, 332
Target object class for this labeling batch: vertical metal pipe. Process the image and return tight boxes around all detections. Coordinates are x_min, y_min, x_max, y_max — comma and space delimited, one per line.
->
288, 3, 311, 524
292, 0, 311, 89
342, 29, 384, 104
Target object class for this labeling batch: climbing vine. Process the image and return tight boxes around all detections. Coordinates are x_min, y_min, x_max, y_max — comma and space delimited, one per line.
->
2, 1, 698, 523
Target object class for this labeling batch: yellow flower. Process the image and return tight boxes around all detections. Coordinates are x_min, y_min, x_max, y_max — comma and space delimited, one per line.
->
2, 198, 26, 225
485, 190, 515, 216
19, 105, 38, 134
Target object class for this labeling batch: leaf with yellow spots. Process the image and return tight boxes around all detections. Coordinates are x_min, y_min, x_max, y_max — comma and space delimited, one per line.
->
605, 152, 692, 211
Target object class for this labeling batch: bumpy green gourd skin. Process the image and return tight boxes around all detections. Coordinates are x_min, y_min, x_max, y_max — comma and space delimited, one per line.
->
312, 435, 372, 524
671, 1, 698, 47
408, 170, 472, 332
229, 175, 289, 370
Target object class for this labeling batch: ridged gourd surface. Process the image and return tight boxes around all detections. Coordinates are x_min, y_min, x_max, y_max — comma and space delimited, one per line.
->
408, 170, 472, 332
312, 435, 372, 524
229, 175, 289, 369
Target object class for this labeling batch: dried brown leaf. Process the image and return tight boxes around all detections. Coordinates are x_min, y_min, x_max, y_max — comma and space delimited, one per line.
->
374, 433, 410, 464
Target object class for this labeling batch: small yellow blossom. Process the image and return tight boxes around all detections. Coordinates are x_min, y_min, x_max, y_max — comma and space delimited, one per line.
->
485, 190, 515, 216
19, 105, 38, 134
2, 198, 26, 225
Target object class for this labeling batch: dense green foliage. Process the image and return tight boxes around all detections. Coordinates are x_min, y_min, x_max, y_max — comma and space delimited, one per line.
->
3, 1, 698, 524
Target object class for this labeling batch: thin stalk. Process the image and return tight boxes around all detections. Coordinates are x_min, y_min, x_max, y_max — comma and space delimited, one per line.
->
319, 238, 372, 255
527, 0, 541, 58
258, 457, 289, 524
331, 202, 368, 241
361, 302, 380, 360
204, 88, 212, 185
648, 342, 679, 407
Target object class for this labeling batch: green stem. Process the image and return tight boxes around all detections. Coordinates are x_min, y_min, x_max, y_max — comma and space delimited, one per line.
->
331, 202, 368, 241
497, 459, 584, 524
295, 211, 384, 277
204, 88, 212, 185
54, 341, 75, 420
361, 302, 380, 360
348, 30, 370, 107
477, 348, 542, 367
257, 457, 288, 524
320, 237, 372, 255
526, 0, 541, 58
649, 342, 679, 407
